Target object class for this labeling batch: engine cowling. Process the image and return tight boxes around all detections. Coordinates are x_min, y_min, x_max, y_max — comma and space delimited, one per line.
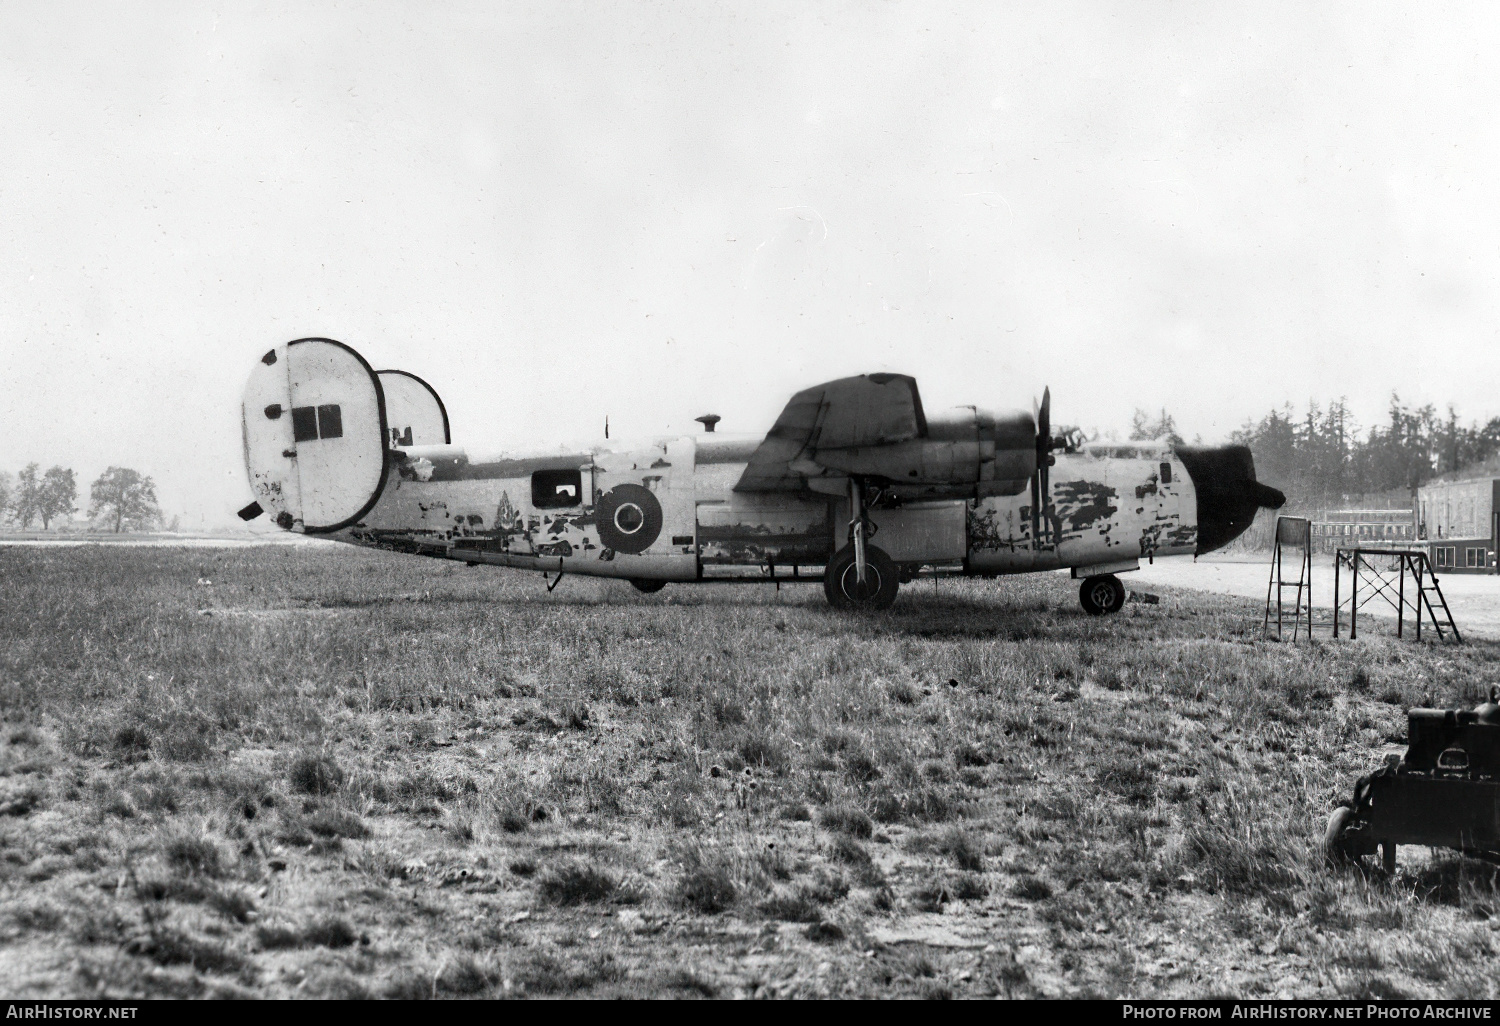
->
806, 406, 1037, 498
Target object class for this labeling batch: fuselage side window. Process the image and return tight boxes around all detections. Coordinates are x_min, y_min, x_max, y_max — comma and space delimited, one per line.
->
532, 468, 582, 509
317, 404, 343, 439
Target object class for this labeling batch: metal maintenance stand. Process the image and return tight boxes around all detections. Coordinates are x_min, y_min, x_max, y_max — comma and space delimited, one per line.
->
1264, 516, 1315, 641
1333, 547, 1461, 643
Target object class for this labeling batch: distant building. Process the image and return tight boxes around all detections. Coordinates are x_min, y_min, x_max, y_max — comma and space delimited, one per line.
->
1417, 477, 1499, 573
1311, 509, 1416, 554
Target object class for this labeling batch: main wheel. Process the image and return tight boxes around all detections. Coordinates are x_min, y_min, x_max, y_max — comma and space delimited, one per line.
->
629, 578, 667, 594
824, 544, 900, 611
1079, 574, 1126, 615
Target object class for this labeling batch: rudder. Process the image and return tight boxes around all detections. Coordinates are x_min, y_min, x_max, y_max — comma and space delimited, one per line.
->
242, 338, 389, 532
377, 369, 450, 448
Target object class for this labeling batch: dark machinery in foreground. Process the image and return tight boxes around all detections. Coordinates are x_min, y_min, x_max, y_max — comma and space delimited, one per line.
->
1326, 689, 1500, 873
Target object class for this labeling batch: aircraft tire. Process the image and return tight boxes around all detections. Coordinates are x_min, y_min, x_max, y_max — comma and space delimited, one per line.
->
1079, 574, 1126, 616
630, 578, 667, 594
824, 544, 900, 611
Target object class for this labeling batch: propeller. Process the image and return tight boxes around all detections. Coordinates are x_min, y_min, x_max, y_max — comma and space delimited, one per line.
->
1031, 387, 1052, 547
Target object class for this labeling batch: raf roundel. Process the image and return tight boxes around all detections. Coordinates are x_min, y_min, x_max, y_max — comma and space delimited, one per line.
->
595, 484, 663, 554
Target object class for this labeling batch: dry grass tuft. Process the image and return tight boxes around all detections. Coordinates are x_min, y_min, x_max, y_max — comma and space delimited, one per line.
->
819, 804, 873, 838
538, 861, 630, 905
289, 753, 345, 796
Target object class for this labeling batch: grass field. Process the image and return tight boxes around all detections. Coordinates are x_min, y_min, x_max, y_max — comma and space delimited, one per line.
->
3, 545, 1500, 999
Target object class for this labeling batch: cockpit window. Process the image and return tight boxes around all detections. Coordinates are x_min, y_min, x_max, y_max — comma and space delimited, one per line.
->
532, 468, 582, 508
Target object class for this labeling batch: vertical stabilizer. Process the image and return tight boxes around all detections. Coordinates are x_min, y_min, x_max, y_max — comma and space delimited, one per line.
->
242, 338, 389, 532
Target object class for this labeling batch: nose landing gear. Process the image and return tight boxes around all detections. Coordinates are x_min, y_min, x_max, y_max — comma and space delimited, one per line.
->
1079, 573, 1126, 616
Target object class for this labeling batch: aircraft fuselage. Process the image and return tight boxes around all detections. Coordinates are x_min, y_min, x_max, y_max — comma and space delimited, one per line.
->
240, 338, 1284, 612
335, 434, 1199, 584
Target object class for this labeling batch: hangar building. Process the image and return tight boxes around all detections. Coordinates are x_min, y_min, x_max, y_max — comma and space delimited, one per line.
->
1417, 477, 1499, 573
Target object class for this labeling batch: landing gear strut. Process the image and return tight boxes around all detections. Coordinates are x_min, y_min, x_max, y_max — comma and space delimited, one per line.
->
824, 478, 900, 610
1079, 574, 1126, 616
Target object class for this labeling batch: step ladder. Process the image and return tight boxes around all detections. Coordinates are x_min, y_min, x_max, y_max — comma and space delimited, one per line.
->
1264, 516, 1314, 641
1408, 552, 1461, 642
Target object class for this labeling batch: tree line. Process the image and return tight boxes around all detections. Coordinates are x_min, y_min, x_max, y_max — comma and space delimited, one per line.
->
1130, 396, 1500, 508
0, 465, 164, 532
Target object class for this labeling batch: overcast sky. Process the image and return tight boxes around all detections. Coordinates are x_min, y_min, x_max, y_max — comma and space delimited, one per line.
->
4, 2, 1500, 526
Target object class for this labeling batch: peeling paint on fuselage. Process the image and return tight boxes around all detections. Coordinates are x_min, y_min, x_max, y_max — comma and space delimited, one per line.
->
965, 450, 1196, 573
332, 438, 1198, 581
342, 440, 697, 581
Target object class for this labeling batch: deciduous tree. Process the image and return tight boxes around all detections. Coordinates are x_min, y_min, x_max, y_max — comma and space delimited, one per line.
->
38, 466, 77, 529
88, 467, 161, 533
12, 464, 41, 528
1129, 408, 1184, 446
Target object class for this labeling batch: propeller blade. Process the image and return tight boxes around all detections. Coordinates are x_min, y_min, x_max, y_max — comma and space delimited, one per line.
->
1030, 473, 1040, 548
1038, 386, 1051, 452
1034, 387, 1052, 546
1040, 460, 1051, 546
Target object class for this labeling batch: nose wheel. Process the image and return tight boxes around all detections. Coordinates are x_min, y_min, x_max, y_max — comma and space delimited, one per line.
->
1079, 574, 1126, 616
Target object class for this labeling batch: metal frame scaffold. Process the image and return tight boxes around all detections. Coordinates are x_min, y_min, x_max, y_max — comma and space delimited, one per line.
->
1333, 547, 1461, 643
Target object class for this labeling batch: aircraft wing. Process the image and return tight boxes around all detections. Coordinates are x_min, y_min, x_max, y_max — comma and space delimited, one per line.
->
734, 374, 927, 492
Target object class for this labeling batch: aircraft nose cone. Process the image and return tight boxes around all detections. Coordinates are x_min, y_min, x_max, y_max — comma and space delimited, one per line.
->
1175, 444, 1284, 555
1253, 482, 1287, 510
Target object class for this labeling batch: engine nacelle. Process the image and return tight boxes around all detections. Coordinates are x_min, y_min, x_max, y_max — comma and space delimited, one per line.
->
807, 406, 1036, 498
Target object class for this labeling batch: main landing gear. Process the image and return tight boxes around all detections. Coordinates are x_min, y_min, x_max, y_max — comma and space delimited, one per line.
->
824, 477, 900, 611
824, 544, 900, 610
1079, 573, 1126, 616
